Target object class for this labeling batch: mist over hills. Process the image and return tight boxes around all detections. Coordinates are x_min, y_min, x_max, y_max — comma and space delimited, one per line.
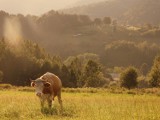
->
61, 0, 160, 25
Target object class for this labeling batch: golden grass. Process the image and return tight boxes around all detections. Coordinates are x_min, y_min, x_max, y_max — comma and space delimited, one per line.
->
0, 89, 160, 120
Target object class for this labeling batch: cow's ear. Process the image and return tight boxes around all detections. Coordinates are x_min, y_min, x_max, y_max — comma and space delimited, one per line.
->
44, 82, 51, 87
31, 82, 35, 87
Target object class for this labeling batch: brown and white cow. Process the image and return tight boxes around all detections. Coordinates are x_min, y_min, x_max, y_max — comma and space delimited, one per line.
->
31, 72, 62, 109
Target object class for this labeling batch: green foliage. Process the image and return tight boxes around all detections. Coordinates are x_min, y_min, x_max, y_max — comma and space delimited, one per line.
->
68, 57, 82, 87
0, 39, 64, 86
82, 60, 106, 87
64, 54, 107, 88
64, 53, 102, 88
104, 40, 160, 68
0, 38, 107, 88
148, 56, 160, 87
120, 67, 138, 89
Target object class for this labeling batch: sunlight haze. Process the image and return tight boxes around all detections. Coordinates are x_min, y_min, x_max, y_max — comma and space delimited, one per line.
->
0, 0, 106, 15
0, 0, 79, 15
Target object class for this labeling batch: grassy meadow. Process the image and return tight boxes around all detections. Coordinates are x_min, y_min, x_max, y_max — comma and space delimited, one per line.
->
0, 88, 160, 120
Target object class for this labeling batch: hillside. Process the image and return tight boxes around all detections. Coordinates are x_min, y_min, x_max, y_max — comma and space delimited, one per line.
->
61, 0, 160, 25
0, 10, 160, 71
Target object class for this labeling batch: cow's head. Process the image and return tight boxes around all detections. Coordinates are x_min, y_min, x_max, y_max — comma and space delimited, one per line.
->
31, 79, 51, 97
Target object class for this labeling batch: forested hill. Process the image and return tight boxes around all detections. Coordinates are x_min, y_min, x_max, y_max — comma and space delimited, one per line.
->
61, 0, 160, 25
0, 10, 160, 71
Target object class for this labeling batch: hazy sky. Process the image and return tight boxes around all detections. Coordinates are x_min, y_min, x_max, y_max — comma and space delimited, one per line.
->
0, 0, 80, 15
0, 0, 106, 15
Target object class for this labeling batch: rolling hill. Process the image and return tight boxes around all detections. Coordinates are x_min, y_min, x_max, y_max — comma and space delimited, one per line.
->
61, 0, 160, 25
0, 9, 160, 69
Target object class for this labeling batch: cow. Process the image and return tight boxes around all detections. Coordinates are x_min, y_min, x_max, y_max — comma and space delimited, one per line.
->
31, 72, 62, 110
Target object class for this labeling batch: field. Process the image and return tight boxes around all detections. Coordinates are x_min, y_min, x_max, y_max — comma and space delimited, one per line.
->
0, 88, 160, 120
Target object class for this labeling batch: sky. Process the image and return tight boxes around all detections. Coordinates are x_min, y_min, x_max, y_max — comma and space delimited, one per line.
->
0, 0, 106, 15
0, 0, 79, 15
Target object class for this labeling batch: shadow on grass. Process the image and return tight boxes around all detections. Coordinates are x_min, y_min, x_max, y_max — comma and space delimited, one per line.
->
41, 106, 76, 117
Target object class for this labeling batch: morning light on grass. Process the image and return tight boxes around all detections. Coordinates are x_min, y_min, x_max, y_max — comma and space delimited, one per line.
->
0, 88, 160, 120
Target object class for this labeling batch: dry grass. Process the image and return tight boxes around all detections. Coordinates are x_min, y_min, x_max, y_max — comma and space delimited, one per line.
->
0, 89, 160, 120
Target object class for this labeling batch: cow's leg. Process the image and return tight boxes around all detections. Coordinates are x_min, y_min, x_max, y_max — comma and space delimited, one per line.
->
57, 91, 63, 110
47, 99, 52, 109
47, 95, 53, 109
40, 99, 45, 108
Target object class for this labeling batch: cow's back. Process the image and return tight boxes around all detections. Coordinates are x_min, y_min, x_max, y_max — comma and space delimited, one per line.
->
40, 72, 62, 96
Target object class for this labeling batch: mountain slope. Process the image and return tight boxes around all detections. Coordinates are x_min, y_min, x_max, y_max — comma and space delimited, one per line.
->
61, 0, 160, 25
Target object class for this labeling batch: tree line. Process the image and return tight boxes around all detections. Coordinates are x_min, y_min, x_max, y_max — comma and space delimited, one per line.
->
1, 38, 160, 88
0, 38, 107, 87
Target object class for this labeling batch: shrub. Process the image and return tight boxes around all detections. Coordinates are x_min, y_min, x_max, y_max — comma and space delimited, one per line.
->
120, 67, 138, 89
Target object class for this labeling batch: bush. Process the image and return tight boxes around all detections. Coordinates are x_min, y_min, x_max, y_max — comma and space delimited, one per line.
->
120, 67, 138, 89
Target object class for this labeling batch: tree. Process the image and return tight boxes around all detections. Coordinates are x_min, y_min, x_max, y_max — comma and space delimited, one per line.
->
94, 18, 102, 25
60, 65, 72, 87
69, 57, 82, 87
64, 53, 101, 87
148, 56, 160, 87
120, 67, 138, 89
82, 60, 105, 87
103, 17, 111, 25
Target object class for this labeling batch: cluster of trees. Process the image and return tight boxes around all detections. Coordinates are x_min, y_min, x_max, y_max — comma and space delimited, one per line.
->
120, 55, 160, 89
0, 38, 63, 85
93, 17, 112, 25
0, 10, 113, 36
1, 37, 160, 88
104, 40, 160, 70
64, 53, 107, 87
0, 39, 108, 87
